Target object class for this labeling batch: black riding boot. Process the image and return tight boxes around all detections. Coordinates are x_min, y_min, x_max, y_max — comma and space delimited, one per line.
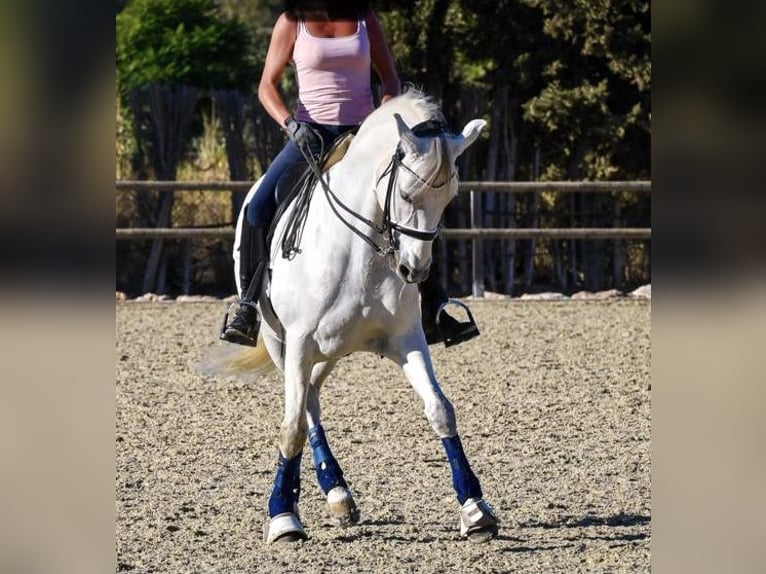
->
220, 223, 268, 346
419, 272, 480, 347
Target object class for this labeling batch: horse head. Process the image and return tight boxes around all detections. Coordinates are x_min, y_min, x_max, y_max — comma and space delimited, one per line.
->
386, 113, 486, 284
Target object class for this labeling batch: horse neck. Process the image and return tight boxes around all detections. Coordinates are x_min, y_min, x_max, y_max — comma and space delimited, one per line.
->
329, 134, 396, 220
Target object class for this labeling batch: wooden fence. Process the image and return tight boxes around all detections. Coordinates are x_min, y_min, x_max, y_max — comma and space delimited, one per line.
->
116, 180, 651, 296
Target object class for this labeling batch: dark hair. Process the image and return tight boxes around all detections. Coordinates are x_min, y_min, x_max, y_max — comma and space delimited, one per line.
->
284, 1, 369, 20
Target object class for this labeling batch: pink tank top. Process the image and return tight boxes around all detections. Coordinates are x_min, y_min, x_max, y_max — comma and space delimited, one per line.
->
292, 18, 374, 125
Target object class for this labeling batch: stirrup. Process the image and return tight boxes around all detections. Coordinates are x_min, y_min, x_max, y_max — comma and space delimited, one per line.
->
435, 299, 480, 348
219, 300, 259, 346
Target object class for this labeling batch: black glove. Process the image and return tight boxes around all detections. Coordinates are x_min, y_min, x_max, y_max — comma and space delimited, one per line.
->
285, 117, 321, 153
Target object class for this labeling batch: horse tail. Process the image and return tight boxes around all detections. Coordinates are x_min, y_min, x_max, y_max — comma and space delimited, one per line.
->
198, 335, 275, 379
223, 336, 274, 374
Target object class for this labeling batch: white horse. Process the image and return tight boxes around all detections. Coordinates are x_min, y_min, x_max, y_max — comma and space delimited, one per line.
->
222, 90, 498, 543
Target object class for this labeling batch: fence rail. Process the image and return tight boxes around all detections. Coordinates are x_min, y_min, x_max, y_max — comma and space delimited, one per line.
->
115, 227, 651, 240
116, 180, 650, 296
116, 180, 651, 194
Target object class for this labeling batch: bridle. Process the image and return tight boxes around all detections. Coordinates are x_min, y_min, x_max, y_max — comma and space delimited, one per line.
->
298, 119, 453, 258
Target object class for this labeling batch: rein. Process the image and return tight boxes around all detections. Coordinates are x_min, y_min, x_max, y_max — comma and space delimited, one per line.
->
295, 119, 450, 258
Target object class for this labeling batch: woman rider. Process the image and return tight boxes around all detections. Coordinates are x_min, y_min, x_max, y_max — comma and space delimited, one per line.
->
221, 0, 479, 348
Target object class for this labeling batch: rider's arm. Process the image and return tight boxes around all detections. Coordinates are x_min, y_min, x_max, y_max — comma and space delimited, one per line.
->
258, 13, 297, 128
367, 11, 401, 105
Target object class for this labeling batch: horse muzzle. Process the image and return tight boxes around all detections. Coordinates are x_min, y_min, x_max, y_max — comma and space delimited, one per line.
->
396, 261, 431, 284
390, 233, 434, 284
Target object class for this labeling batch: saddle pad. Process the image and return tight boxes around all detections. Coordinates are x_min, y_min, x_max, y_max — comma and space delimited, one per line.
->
320, 132, 355, 172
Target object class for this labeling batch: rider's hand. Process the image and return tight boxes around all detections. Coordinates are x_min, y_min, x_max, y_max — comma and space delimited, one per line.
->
285, 117, 321, 153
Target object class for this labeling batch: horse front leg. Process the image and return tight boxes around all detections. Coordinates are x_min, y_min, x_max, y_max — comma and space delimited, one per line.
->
305, 361, 360, 526
389, 340, 499, 542
263, 342, 312, 544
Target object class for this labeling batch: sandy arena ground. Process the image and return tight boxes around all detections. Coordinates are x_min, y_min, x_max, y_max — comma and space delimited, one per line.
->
116, 299, 650, 573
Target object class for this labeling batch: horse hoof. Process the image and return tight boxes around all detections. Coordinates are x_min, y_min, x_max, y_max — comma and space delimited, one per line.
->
466, 524, 499, 543
327, 486, 360, 527
273, 532, 305, 543
263, 513, 308, 544
459, 498, 499, 543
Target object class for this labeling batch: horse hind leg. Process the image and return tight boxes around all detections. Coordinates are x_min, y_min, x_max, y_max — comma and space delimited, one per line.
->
306, 361, 360, 527
308, 424, 359, 526
395, 347, 499, 542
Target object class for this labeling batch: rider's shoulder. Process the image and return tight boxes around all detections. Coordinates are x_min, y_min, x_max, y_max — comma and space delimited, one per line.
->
273, 12, 299, 37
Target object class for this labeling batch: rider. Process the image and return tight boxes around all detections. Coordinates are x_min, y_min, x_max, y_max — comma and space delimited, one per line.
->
221, 0, 479, 348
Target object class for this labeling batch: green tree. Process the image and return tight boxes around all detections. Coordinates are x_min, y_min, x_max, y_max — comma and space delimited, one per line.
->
116, 0, 257, 294
520, 0, 650, 180
374, 0, 650, 293
516, 0, 650, 291
117, 0, 255, 97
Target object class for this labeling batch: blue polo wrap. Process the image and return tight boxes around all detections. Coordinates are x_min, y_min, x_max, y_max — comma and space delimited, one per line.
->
309, 425, 348, 495
442, 435, 483, 505
268, 451, 302, 517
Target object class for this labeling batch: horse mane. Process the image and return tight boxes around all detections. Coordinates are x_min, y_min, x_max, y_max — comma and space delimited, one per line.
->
356, 88, 445, 140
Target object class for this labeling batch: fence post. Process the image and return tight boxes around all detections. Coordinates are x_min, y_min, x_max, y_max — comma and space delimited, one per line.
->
470, 189, 485, 298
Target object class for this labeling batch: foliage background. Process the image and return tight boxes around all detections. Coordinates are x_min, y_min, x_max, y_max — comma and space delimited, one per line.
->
116, 0, 650, 297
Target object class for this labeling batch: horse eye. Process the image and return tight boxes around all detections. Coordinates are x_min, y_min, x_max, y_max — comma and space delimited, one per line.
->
399, 189, 413, 204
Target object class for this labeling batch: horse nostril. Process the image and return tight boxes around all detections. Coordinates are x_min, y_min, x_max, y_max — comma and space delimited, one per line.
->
412, 267, 429, 283
398, 264, 411, 280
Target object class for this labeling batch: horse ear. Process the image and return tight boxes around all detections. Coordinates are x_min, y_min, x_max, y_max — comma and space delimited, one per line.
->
394, 113, 419, 151
450, 119, 487, 158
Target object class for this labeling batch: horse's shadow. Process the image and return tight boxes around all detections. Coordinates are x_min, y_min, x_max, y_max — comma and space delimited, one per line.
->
363, 518, 407, 527
333, 518, 461, 544
329, 517, 407, 543
510, 512, 650, 550
519, 512, 650, 530
329, 512, 650, 548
